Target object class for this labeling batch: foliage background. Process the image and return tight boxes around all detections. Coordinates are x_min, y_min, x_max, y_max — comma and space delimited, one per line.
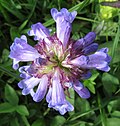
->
0, 0, 120, 126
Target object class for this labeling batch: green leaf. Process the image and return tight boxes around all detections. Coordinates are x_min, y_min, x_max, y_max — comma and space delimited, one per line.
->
75, 98, 90, 113
102, 73, 119, 94
0, 4, 11, 22
90, 71, 99, 81
50, 116, 66, 126
16, 105, 29, 116
69, 0, 91, 12
107, 99, 120, 113
0, 116, 10, 125
84, 80, 96, 94
1, 49, 9, 62
5, 84, 19, 105
80, 123, 86, 126
84, 71, 99, 94
66, 88, 75, 115
32, 118, 45, 126
111, 26, 120, 63
97, 93, 107, 126
0, 66, 21, 81
0, 0, 24, 20
21, 116, 30, 126
111, 111, 120, 118
19, 20, 28, 31
10, 117, 20, 126
0, 102, 16, 113
10, 27, 20, 41
106, 118, 120, 126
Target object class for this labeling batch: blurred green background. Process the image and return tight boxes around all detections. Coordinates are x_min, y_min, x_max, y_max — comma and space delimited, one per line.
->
0, 0, 120, 126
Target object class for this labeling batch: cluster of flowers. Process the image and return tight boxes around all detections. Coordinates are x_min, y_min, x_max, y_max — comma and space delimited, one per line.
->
9, 8, 111, 115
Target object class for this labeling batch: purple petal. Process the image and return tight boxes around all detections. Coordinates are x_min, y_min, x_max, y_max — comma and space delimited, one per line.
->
90, 51, 107, 60
79, 51, 110, 72
46, 86, 74, 115
73, 80, 84, 91
9, 35, 41, 69
96, 65, 110, 72
60, 8, 77, 23
51, 8, 77, 49
75, 87, 90, 99
99, 47, 108, 53
46, 70, 74, 115
73, 81, 90, 99
72, 38, 84, 52
51, 8, 58, 21
19, 66, 31, 79
70, 55, 88, 67
98, 48, 111, 63
18, 77, 41, 95
53, 101, 74, 115
28, 22, 50, 44
33, 75, 48, 102
82, 43, 98, 55
50, 70, 65, 106
72, 32, 96, 54
70, 51, 110, 72
12, 59, 19, 70
86, 52, 109, 70
80, 71, 92, 79
83, 32, 96, 47
46, 86, 52, 103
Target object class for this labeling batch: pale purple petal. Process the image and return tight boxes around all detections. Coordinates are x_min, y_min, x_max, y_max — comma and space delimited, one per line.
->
46, 86, 52, 103
99, 48, 108, 53
96, 65, 110, 72
13, 59, 19, 70
86, 51, 110, 71
74, 87, 90, 99
60, 8, 77, 23
53, 101, 74, 115
9, 35, 41, 69
51, 8, 58, 21
98, 48, 111, 63
73, 80, 84, 91
70, 55, 88, 66
28, 22, 51, 44
70, 51, 110, 72
73, 81, 90, 99
19, 66, 31, 79
33, 75, 48, 102
46, 70, 74, 115
18, 77, 41, 95
49, 70, 65, 106
51, 8, 77, 49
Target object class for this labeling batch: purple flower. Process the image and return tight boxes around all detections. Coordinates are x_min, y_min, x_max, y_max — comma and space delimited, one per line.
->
9, 8, 111, 115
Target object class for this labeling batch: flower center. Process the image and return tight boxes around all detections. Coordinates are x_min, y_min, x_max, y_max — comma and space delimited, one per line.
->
32, 35, 71, 77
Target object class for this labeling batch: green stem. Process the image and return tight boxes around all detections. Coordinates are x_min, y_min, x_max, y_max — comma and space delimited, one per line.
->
76, 16, 99, 23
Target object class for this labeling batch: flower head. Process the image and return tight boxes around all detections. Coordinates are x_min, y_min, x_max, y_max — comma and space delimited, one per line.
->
9, 8, 111, 115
